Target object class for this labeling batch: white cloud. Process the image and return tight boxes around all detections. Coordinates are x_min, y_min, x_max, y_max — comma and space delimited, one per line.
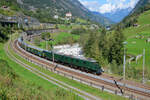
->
79, 0, 101, 11
99, 3, 116, 13
79, 0, 139, 14
127, 0, 139, 8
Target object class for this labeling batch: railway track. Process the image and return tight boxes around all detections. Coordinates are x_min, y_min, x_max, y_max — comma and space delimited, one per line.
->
7, 39, 101, 100
13, 38, 150, 100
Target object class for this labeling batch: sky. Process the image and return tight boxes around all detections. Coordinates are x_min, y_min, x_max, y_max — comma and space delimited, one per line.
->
79, 0, 139, 14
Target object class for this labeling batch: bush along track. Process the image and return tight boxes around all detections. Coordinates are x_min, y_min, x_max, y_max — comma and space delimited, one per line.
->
5, 36, 101, 100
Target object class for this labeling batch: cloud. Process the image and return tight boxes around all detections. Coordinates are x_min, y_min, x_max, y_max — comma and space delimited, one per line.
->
79, 0, 101, 11
79, 0, 139, 14
99, 3, 116, 13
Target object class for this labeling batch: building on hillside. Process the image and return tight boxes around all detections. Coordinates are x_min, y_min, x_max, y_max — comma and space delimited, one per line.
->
1, 5, 9, 10
133, 24, 139, 27
54, 15, 59, 19
2, 6, 8, 9
90, 24, 99, 29
146, 38, 150, 43
65, 12, 72, 20
106, 26, 111, 30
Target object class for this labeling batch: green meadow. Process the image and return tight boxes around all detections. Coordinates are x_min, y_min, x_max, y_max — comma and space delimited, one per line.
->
39, 32, 80, 49
123, 10, 150, 71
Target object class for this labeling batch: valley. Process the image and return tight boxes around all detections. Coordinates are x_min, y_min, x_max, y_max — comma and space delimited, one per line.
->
0, 0, 150, 100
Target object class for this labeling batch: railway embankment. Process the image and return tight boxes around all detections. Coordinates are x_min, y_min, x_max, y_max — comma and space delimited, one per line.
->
6, 33, 129, 100
0, 36, 82, 100
13, 33, 150, 100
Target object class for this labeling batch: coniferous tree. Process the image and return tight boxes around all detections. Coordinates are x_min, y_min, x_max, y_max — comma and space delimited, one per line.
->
98, 29, 108, 58
108, 26, 124, 65
0, 25, 12, 42
83, 31, 96, 57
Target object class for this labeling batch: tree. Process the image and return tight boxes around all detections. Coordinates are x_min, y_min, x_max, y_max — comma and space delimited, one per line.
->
34, 38, 41, 46
108, 26, 124, 65
98, 29, 108, 58
67, 36, 74, 46
83, 30, 97, 57
55, 24, 59, 29
41, 32, 51, 40
47, 41, 53, 50
81, 26, 124, 66
71, 27, 86, 35
0, 24, 12, 42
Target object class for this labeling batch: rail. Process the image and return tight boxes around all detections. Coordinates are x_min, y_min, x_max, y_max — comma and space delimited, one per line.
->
14, 39, 150, 100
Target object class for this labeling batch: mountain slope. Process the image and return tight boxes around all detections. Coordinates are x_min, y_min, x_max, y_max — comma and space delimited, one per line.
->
122, 9, 150, 73
131, 0, 150, 13
19, 0, 112, 25
92, 12, 114, 25
117, 0, 150, 28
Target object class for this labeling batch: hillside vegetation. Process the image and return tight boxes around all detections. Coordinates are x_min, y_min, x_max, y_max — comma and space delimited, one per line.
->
19, 0, 112, 25
0, 0, 25, 17
118, 0, 150, 29
36, 32, 80, 50
122, 9, 150, 80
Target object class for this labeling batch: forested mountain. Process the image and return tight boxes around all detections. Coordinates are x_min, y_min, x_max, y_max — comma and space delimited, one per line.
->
117, 0, 150, 29
18, 0, 112, 25
0, 0, 21, 16
131, 0, 150, 14
92, 12, 114, 25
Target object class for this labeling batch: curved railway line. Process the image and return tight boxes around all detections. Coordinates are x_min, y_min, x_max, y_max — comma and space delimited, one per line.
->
12, 37, 150, 100
7, 39, 101, 100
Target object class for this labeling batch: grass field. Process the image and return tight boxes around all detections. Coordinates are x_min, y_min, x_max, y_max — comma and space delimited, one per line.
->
123, 10, 150, 72
51, 32, 80, 44
76, 18, 88, 24
138, 10, 150, 25
7, 34, 128, 100
58, 25, 73, 30
0, 36, 82, 99
58, 24, 87, 30
39, 32, 80, 49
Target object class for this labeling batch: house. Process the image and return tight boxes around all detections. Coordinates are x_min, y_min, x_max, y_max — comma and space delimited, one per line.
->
146, 38, 150, 43
54, 15, 59, 19
90, 24, 99, 29
1, 5, 10, 10
65, 12, 72, 20
133, 24, 139, 27
106, 26, 111, 30
2, 6, 8, 9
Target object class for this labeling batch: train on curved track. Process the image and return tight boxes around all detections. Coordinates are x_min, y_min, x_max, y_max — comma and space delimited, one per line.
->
18, 37, 103, 75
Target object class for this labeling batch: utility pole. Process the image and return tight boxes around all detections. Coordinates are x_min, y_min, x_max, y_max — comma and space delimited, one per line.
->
25, 33, 27, 51
10, 31, 12, 42
9, 24, 12, 42
143, 49, 145, 84
50, 42, 54, 64
46, 40, 47, 50
52, 50, 54, 64
123, 47, 126, 80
